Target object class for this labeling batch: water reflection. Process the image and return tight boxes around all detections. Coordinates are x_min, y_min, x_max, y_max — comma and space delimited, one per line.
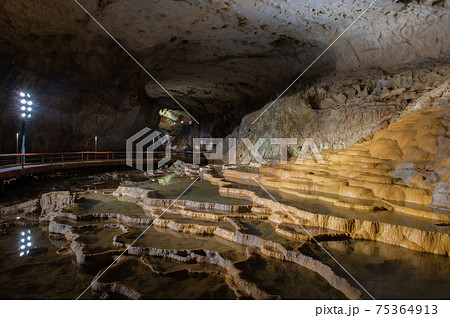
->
19, 229, 32, 257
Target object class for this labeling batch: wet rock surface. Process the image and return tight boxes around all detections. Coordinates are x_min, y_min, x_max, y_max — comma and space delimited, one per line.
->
224, 78, 450, 229
0, 166, 449, 299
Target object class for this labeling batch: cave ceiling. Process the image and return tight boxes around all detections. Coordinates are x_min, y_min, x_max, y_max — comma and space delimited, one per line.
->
0, 0, 448, 121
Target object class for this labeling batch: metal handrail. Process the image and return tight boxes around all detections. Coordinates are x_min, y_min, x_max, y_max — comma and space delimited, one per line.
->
0, 150, 210, 169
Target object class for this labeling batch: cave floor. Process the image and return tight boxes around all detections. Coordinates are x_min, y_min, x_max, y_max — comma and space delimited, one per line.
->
0, 168, 449, 300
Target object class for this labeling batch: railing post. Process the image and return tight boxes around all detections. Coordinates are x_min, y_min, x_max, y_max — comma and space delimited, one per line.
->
81, 153, 84, 161
87, 153, 89, 161
107, 153, 109, 160
41, 154, 44, 163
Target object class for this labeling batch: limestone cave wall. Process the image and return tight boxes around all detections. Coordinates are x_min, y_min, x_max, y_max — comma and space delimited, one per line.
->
0, 0, 448, 152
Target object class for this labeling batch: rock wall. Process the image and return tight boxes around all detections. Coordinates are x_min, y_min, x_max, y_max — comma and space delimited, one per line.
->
0, 1, 449, 152
0, 63, 161, 153
226, 58, 450, 160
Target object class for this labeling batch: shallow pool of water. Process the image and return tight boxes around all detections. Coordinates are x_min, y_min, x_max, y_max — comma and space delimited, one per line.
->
135, 175, 252, 205
74, 226, 123, 254
1, 167, 448, 300
98, 257, 236, 299
119, 226, 247, 262
65, 192, 149, 219
0, 225, 95, 299
308, 240, 450, 299
239, 220, 300, 250
234, 254, 346, 299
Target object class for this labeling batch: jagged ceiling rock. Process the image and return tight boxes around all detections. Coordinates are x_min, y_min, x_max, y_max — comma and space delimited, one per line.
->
2, 0, 448, 101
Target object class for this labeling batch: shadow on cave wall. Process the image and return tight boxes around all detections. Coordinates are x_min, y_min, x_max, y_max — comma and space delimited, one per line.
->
0, 63, 160, 153
145, 37, 337, 147
0, 28, 336, 153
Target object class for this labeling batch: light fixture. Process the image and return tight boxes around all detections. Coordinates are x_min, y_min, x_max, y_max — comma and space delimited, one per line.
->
19, 93, 32, 120
18, 93, 34, 167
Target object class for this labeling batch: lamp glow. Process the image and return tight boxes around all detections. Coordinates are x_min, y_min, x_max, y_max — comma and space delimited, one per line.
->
18, 92, 34, 167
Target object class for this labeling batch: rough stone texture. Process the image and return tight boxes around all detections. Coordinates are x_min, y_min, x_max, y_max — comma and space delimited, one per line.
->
0, 0, 449, 150
39, 191, 75, 219
222, 94, 450, 219
113, 186, 153, 200
225, 61, 450, 160
431, 181, 450, 210
0, 198, 39, 216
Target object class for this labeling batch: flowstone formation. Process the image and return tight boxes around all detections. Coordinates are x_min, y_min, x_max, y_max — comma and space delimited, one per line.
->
0, 161, 449, 299
0, 184, 357, 299
220, 91, 450, 256
227, 59, 450, 158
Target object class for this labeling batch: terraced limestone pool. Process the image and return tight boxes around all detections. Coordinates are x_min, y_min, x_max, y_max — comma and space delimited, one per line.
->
0, 172, 448, 299
133, 174, 253, 205
223, 179, 450, 235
